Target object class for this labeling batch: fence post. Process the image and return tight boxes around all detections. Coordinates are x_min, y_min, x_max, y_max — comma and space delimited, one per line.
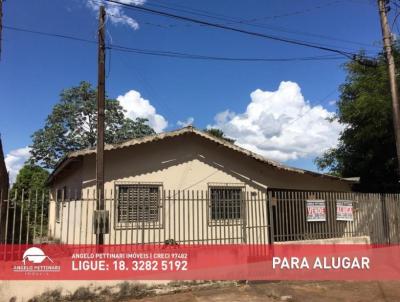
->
380, 193, 390, 244
267, 190, 275, 244
241, 190, 247, 244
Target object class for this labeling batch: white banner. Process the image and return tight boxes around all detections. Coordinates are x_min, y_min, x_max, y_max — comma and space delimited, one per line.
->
306, 200, 326, 222
336, 200, 354, 221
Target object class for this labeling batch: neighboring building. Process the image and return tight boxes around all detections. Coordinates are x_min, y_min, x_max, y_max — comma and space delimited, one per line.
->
0, 135, 9, 243
0, 135, 8, 198
46, 126, 355, 244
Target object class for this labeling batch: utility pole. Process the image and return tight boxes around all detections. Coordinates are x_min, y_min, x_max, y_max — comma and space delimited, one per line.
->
96, 5, 106, 245
378, 0, 400, 176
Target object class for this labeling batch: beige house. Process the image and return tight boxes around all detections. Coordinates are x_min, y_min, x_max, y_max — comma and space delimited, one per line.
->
46, 126, 354, 245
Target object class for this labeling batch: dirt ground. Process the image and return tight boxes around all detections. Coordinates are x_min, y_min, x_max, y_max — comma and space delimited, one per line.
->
137, 281, 400, 302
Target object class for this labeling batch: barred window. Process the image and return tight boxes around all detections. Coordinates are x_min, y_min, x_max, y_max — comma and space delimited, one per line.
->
210, 187, 243, 220
117, 184, 160, 224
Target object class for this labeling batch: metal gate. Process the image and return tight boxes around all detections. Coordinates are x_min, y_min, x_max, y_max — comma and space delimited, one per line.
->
268, 190, 400, 244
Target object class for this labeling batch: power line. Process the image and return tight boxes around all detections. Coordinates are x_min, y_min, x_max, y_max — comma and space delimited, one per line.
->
119, 13, 376, 52
148, 0, 344, 23
99, 0, 379, 54
3, 25, 347, 63
145, 0, 377, 50
111, 43, 344, 62
103, 0, 377, 64
390, 0, 400, 34
4, 25, 96, 45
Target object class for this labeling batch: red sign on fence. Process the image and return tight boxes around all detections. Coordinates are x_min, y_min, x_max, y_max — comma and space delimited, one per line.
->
306, 200, 326, 222
336, 200, 354, 221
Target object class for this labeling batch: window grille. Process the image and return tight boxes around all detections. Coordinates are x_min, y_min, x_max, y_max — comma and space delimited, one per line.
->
117, 184, 160, 225
210, 187, 243, 220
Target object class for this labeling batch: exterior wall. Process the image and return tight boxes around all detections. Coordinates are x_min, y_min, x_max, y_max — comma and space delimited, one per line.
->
50, 160, 83, 192
48, 160, 83, 240
48, 134, 352, 244
50, 190, 268, 245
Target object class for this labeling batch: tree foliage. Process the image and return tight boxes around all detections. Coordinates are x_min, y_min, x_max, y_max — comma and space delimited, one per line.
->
30, 82, 155, 169
12, 164, 49, 193
315, 48, 400, 192
8, 164, 50, 243
204, 128, 235, 144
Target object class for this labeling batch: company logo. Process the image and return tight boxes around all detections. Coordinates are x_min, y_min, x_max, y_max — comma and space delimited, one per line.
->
22, 247, 54, 265
13, 247, 60, 274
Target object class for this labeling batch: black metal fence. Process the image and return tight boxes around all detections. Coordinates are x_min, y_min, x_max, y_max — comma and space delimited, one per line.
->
269, 190, 400, 244
1, 188, 400, 246
0, 189, 49, 245
0, 188, 269, 245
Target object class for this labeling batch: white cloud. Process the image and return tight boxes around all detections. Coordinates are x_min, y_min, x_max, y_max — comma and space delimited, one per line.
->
328, 99, 337, 106
86, 0, 146, 30
210, 81, 344, 162
117, 90, 168, 133
5, 147, 31, 184
177, 117, 194, 127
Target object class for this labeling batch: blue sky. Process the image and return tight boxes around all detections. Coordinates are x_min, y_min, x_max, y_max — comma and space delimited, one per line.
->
0, 0, 384, 180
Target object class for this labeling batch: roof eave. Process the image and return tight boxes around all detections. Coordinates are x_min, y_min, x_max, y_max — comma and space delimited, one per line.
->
46, 126, 354, 185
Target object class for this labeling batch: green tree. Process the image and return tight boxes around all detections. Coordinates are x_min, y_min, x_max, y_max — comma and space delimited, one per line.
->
12, 163, 49, 193
315, 48, 399, 192
204, 128, 235, 144
8, 164, 50, 243
30, 81, 155, 169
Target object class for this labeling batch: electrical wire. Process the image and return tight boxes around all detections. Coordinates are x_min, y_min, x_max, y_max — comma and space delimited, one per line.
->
148, 0, 343, 23
103, 0, 377, 63
145, 0, 377, 50
4, 25, 347, 63
111, 43, 345, 62
108, 12, 376, 52
390, 0, 400, 34
4, 25, 96, 45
